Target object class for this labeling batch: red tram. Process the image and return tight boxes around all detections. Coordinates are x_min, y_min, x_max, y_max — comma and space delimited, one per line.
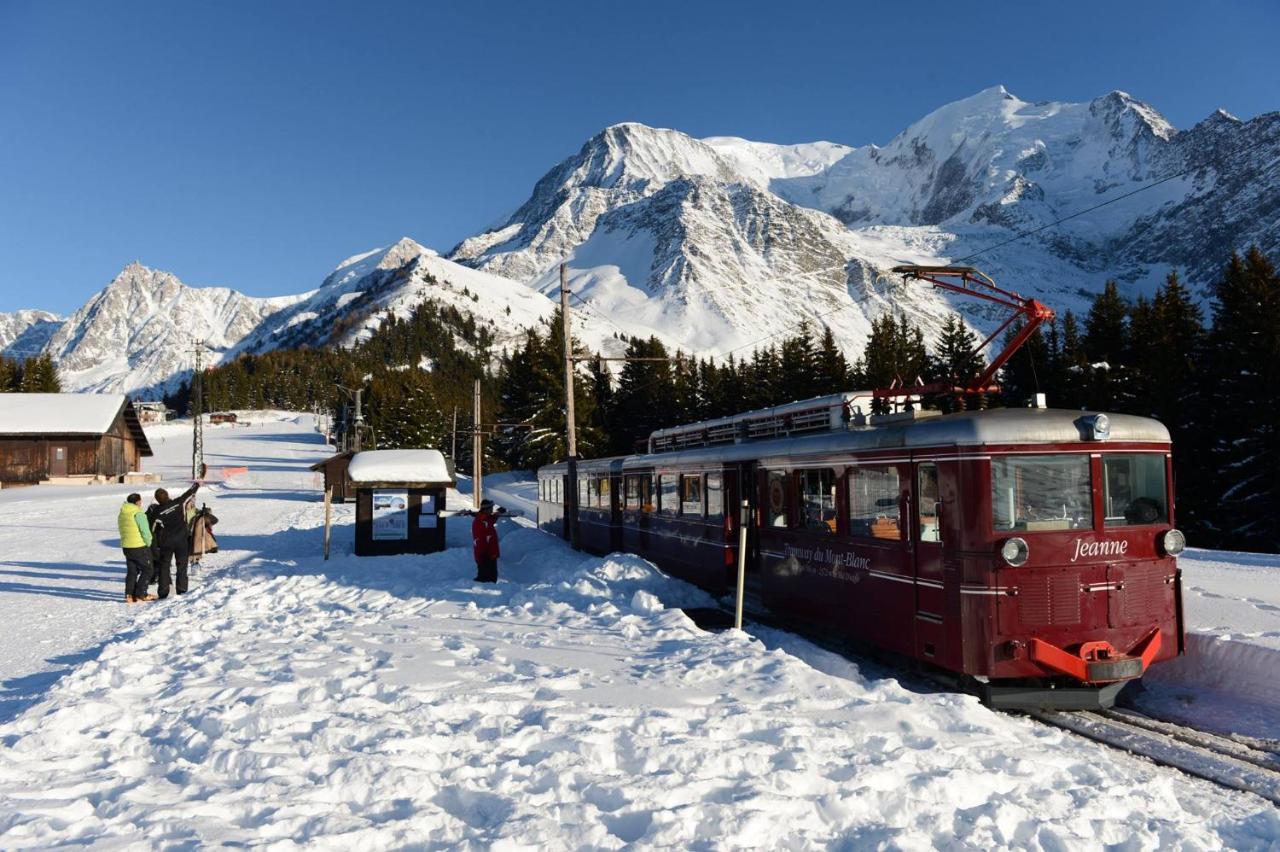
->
537, 394, 1186, 709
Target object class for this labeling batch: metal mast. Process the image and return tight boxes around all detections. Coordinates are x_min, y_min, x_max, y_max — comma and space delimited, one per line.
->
560, 263, 580, 550
191, 339, 205, 480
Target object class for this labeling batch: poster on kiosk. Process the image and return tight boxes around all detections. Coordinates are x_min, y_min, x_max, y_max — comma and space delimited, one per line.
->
371, 491, 409, 540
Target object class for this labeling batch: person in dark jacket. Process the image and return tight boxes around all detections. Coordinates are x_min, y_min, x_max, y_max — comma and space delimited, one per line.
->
146, 482, 200, 598
471, 499, 500, 582
117, 493, 156, 603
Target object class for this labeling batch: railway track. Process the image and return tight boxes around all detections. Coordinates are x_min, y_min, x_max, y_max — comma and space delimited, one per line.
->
1030, 707, 1280, 806
696, 596, 1280, 807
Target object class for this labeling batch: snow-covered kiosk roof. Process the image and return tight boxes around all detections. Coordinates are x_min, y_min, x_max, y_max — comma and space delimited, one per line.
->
0, 393, 152, 455
347, 449, 454, 486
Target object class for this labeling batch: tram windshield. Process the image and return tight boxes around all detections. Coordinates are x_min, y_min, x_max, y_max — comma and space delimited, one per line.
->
992, 454, 1092, 532
1103, 453, 1168, 526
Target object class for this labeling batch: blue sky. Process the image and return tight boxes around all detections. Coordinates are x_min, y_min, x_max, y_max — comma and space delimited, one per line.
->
1, 0, 1277, 314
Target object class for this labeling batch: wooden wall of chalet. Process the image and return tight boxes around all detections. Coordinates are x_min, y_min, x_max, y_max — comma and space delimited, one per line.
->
0, 414, 141, 484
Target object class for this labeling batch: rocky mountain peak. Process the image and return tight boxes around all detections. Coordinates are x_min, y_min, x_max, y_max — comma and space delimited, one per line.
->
1088, 89, 1176, 142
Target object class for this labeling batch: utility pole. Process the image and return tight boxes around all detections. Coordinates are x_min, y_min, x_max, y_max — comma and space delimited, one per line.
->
451, 406, 458, 464
352, 387, 364, 452
561, 263, 580, 550
190, 339, 205, 480
473, 379, 483, 510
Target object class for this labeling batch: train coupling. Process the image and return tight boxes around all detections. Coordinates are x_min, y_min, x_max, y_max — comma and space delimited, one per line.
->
1028, 628, 1162, 684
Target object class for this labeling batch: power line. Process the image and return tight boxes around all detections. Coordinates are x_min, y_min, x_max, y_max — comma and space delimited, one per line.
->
955, 131, 1272, 264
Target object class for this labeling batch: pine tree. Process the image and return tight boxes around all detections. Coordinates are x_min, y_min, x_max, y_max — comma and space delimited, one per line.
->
0, 357, 18, 392
778, 324, 821, 401
815, 326, 851, 393
861, 313, 929, 411
608, 336, 675, 454
1202, 248, 1280, 549
931, 313, 982, 409
998, 321, 1048, 407
18, 354, 61, 392
1084, 280, 1129, 364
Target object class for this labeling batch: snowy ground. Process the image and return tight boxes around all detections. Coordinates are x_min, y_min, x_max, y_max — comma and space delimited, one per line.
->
1132, 549, 1280, 740
0, 416, 1278, 847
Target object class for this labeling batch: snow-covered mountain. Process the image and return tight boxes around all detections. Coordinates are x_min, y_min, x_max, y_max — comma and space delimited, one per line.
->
0, 310, 63, 361
18, 85, 1279, 394
38, 243, 620, 396
42, 263, 303, 396
237, 237, 619, 359
452, 86, 1280, 357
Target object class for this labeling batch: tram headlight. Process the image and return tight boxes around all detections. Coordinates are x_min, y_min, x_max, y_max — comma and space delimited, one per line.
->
1000, 537, 1030, 567
1159, 528, 1186, 557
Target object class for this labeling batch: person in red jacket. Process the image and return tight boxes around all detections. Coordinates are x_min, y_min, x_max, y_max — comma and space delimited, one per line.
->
472, 499, 500, 582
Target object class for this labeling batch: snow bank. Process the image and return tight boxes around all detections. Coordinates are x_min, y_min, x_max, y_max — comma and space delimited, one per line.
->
1127, 548, 1280, 739
1, 513, 1274, 846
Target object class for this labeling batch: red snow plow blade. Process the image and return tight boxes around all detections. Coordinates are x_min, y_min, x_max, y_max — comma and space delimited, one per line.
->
1029, 628, 1162, 683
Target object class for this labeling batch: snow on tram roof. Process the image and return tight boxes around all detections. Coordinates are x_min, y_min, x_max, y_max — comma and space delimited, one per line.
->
624, 408, 1169, 468
536, 409, 1170, 473
347, 449, 453, 484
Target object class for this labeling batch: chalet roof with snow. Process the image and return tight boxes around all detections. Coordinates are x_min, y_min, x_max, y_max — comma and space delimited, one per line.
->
0, 393, 152, 456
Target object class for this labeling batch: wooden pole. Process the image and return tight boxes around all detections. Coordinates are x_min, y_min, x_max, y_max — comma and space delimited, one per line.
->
735, 499, 749, 630
473, 379, 482, 510
561, 263, 580, 550
323, 484, 333, 560
451, 406, 458, 463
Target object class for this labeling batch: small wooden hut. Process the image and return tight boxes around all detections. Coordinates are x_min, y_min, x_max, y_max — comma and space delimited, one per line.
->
0, 394, 153, 487
310, 451, 354, 503
347, 449, 454, 556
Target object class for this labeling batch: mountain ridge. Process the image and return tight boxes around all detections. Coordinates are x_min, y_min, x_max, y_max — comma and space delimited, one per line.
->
4, 84, 1276, 394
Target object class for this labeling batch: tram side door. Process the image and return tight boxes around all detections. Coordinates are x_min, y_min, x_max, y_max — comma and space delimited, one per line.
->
911, 461, 946, 661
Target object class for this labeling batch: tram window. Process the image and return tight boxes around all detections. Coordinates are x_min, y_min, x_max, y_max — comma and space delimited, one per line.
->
1103, 454, 1168, 526
917, 464, 941, 542
540, 479, 548, 501
799, 468, 837, 534
642, 475, 654, 513
553, 478, 561, 503
579, 477, 589, 508
624, 475, 640, 509
706, 473, 724, 520
680, 475, 703, 517
765, 470, 788, 527
659, 475, 679, 515
849, 465, 902, 540
991, 454, 1092, 532
599, 476, 611, 508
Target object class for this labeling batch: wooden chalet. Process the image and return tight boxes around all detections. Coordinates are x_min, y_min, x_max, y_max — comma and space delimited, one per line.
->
0, 394, 153, 487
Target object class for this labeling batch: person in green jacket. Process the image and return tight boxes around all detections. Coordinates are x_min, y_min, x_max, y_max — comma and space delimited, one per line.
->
118, 493, 156, 603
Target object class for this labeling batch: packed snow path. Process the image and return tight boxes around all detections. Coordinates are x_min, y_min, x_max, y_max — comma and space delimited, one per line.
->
0, 417, 1277, 847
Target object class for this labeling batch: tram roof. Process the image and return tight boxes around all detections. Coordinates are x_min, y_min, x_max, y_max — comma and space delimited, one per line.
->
535, 408, 1169, 475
